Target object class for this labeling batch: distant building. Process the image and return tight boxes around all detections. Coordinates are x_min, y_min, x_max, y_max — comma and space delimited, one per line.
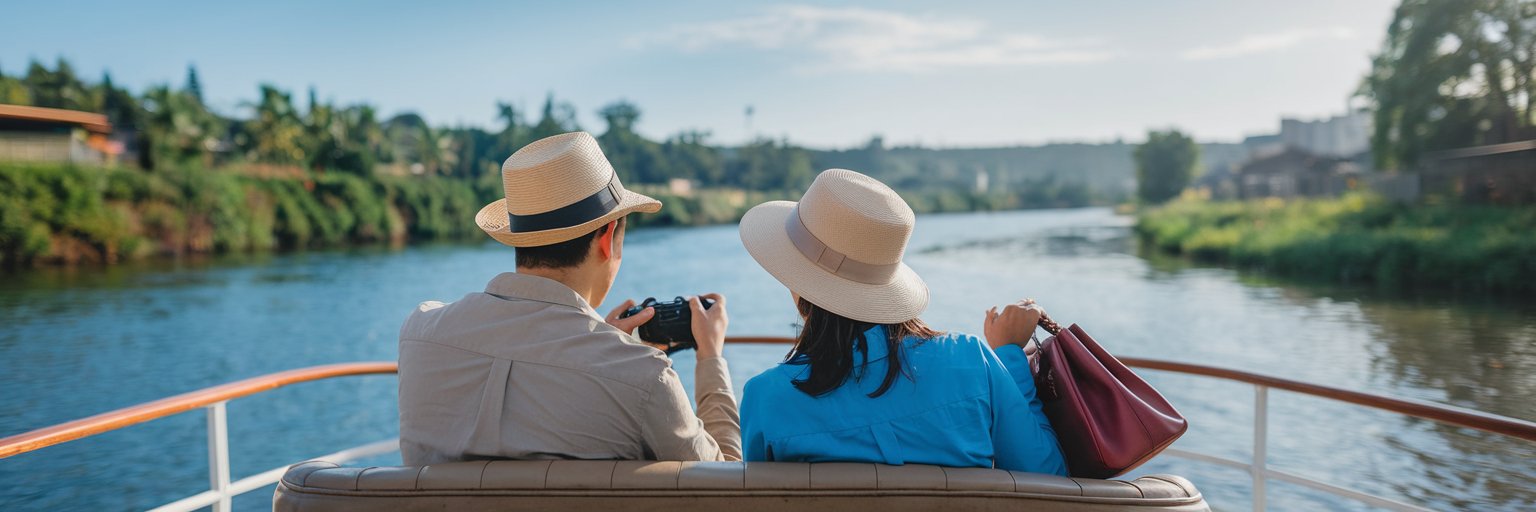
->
1279, 111, 1370, 158
1235, 148, 1360, 199
667, 177, 694, 196
0, 104, 117, 165
1421, 140, 1536, 205
1241, 133, 1285, 160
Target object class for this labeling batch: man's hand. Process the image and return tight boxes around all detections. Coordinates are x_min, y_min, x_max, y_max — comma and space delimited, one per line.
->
690, 293, 728, 359
606, 299, 666, 350
984, 298, 1044, 350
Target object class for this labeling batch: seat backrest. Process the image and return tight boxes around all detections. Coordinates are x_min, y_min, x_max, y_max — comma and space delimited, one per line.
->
276, 460, 1208, 512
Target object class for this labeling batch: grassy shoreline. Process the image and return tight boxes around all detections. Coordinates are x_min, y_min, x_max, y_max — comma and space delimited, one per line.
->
1135, 194, 1536, 294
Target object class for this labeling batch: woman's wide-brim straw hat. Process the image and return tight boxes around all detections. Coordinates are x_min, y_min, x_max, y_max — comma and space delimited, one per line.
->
476, 132, 661, 247
740, 169, 928, 324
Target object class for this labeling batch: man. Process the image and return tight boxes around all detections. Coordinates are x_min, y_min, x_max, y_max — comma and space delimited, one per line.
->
397, 131, 741, 465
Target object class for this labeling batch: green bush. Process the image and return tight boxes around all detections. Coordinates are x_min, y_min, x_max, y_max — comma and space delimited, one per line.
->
0, 163, 498, 267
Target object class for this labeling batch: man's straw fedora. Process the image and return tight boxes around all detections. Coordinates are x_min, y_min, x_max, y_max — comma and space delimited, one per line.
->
476, 132, 661, 247
739, 169, 928, 324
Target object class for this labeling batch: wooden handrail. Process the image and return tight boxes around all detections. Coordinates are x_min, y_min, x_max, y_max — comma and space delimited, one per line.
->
3, 336, 1532, 460
1116, 357, 1536, 442
0, 362, 397, 459
729, 336, 1536, 441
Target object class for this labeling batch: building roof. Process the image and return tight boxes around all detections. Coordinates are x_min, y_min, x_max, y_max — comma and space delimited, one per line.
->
1239, 147, 1356, 176
0, 104, 111, 134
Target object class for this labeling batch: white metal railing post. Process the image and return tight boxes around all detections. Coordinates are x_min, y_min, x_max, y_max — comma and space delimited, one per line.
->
206, 402, 231, 512
1252, 385, 1269, 512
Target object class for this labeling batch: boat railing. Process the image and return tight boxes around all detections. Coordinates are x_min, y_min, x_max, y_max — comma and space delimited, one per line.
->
0, 362, 400, 512
2, 337, 1533, 512
734, 337, 1536, 512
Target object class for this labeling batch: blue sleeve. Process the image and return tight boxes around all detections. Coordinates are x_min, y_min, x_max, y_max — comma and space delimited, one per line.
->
744, 423, 769, 462
741, 380, 771, 462
986, 343, 1068, 476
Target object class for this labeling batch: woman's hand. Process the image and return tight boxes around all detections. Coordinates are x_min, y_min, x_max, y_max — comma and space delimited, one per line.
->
984, 299, 1045, 350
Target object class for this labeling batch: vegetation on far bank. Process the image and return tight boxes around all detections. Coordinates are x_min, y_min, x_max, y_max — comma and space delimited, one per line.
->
1135, 194, 1536, 294
0, 163, 485, 265
1, 58, 1114, 267
0, 163, 1085, 267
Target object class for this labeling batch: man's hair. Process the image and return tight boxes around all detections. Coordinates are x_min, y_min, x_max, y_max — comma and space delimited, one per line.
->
514, 217, 625, 269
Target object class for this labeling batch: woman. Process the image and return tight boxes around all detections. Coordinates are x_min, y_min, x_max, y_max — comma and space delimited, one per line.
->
737, 168, 1068, 476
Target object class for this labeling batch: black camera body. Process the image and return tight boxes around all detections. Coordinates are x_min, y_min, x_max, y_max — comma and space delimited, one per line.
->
620, 296, 715, 354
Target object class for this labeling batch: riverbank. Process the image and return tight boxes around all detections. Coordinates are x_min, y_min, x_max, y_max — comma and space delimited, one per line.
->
1135, 194, 1536, 294
0, 163, 489, 266
1, 163, 1095, 267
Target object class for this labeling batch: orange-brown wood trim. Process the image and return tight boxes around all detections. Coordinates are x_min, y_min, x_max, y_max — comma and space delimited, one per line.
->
1116, 356, 1536, 442
0, 362, 397, 459
3, 338, 1533, 460
728, 336, 1536, 441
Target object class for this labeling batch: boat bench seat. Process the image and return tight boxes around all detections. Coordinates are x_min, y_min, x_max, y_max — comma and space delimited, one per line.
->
275, 459, 1209, 511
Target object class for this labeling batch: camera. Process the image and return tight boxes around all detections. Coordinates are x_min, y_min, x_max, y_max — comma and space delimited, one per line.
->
619, 296, 716, 354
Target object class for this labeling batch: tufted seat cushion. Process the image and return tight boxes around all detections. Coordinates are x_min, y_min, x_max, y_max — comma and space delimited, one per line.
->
275, 460, 1209, 511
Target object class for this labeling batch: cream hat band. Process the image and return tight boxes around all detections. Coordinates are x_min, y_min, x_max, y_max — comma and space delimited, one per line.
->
784, 209, 900, 285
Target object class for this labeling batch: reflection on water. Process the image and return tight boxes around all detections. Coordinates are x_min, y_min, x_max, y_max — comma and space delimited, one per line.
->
0, 207, 1531, 511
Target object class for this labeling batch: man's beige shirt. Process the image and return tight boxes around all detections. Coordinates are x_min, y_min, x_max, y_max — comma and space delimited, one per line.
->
397, 272, 742, 465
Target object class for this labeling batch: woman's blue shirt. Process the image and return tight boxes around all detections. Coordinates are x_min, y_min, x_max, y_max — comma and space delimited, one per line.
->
740, 325, 1068, 476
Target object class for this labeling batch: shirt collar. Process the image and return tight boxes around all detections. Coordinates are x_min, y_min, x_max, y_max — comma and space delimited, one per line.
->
786, 324, 892, 367
484, 272, 598, 316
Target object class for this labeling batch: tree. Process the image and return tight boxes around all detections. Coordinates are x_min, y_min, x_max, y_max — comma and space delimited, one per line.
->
98, 72, 140, 126
343, 104, 386, 168
0, 63, 31, 105
728, 138, 813, 190
493, 101, 525, 158
1134, 129, 1199, 204
663, 130, 723, 184
142, 85, 225, 167
184, 64, 204, 105
1359, 0, 1536, 170
243, 85, 307, 165
23, 58, 94, 111
596, 100, 666, 183
303, 91, 344, 172
528, 93, 580, 142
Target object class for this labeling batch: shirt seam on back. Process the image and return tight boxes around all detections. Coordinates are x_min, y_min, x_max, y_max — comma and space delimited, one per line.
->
482, 291, 590, 313
762, 390, 991, 442
401, 337, 658, 394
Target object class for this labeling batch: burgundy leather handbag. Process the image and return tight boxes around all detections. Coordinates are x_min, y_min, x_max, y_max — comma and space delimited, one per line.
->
1024, 314, 1187, 479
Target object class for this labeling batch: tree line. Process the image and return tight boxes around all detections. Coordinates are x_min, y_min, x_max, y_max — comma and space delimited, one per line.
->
2, 59, 1109, 267
0, 58, 814, 191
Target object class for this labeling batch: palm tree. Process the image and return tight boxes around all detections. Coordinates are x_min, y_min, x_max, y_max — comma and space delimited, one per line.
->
243, 85, 307, 165
142, 85, 225, 167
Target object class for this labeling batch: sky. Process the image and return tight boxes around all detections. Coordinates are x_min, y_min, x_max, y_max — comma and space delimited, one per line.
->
2, 0, 1399, 149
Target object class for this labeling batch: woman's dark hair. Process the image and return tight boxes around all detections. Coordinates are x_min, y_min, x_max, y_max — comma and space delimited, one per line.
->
788, 297, 942, 398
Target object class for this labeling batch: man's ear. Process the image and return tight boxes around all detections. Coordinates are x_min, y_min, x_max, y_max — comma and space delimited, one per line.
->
595, 220, 620, 261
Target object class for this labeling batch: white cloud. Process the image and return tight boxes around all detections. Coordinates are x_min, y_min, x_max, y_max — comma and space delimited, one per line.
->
1180, 27, 1356, 61
632, 5, 1113, 72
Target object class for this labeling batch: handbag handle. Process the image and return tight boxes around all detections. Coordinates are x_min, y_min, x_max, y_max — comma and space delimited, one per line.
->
1037, 313, 1063, 336
1022, 312, 1060, 376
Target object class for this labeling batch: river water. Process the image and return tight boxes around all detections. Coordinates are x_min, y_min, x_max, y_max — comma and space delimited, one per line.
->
1, 207, 1532, 511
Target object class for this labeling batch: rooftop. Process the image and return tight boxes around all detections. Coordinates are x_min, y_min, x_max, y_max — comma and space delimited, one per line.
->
0, 104, 111, 134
